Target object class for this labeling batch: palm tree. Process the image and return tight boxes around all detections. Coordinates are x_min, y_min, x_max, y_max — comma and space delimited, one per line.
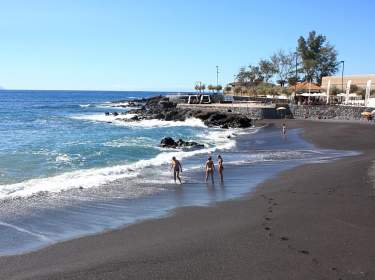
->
216, 85, 223, 93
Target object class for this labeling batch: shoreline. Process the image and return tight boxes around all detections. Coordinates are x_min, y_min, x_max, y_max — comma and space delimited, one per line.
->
0, 123, 323, 256
1, 119, 375, 279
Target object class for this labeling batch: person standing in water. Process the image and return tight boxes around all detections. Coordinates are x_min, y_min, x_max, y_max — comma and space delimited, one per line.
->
217, 155, 224, 182
171, 156, 182, 184
205, 156, 215, 183
282, 123, 287, 138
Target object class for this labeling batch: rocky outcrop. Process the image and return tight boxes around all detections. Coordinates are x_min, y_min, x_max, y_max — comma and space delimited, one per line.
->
160, 137, 204, 149
107, 96, 253, 128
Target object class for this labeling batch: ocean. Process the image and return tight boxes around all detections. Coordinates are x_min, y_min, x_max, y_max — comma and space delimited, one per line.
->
0, 90, 353, 255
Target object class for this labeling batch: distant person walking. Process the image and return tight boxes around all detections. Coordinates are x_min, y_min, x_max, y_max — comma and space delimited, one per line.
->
282, 123, 287, 138
171, 157, 182, 184
217, 155, 224, 182
205, 156, 215, 183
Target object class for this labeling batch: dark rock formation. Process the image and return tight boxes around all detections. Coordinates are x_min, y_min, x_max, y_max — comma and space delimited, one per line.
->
107, 96, 253, 129
160, 137, 176, 147
160, 137, 204, 149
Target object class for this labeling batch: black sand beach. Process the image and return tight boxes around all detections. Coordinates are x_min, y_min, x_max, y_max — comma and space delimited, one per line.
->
1, 120, 375, 280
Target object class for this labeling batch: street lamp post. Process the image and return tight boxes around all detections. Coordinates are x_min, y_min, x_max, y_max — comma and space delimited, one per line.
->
295, 52, 298, 92
216, 66, 219, 93
340, 60, 345, 93
216, 66, 219, 87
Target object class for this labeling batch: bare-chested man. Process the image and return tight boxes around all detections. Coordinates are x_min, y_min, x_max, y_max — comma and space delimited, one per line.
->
171, 156, 182, 184
205, 156, 215, 183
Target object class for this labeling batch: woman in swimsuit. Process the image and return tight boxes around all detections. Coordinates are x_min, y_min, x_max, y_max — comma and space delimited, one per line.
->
217, 155, 223, 182
205, 156, 215, 183
171, 156, 182, 184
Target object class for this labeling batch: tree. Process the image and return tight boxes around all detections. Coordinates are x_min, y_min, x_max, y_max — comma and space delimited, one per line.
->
350, 84, 359, 93
236, 67, 248, 84
194, 83, 206, 93
233, 86, 242, 95
330, 86, 340, 96
207, 85, 215, 93
297, 31, 339, 84
248, 65, 264, 85
235, 65, 264, 86
287, 76, 298, 86
259, 59, 276, 82
216, 85, 223, 93
194, 84, 200, 93
201, 84, 206, 93
270, 50, 296, 87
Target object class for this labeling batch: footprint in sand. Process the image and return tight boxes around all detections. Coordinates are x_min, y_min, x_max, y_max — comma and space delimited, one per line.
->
299, 250, 310, 255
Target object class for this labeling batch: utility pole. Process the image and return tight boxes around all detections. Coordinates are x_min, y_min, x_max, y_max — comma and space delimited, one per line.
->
340, 60, 345, 93
216, 66, 219, 92
295, 52, 298, 92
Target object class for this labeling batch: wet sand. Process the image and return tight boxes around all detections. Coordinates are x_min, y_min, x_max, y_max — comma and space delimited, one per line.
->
1, 120, 375, 280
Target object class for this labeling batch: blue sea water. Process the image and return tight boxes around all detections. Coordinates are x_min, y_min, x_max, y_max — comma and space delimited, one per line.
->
0, 90, 172, 186
0, 90, 354, 255
0, 90, 221, 193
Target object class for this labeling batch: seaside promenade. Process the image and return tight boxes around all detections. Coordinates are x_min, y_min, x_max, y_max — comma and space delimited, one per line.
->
178, 101, 375, 122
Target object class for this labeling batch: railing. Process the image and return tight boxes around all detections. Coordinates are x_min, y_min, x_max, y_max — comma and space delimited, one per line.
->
177, 103, 275, 109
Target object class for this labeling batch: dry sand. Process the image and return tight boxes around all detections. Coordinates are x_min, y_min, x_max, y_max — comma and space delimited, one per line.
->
1, 119, 374, 280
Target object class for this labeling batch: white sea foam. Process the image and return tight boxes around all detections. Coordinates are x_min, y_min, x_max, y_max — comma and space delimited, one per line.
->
0, 127, 233, 199
55, 154, 71, 162
0, 164, 139, 199
0, 221, 50, 241
71, 114, 207, 128
73, 113, 138, 122
107, 102, 129, 107
79, 102, 133, 110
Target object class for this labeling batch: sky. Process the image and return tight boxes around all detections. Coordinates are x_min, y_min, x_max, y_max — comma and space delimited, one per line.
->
0, 0, 374, 91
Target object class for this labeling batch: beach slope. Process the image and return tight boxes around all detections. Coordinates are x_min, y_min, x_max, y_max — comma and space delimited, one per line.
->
1, 120, 375, 280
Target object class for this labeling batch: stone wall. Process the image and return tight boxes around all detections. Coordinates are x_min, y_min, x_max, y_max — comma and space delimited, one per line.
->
290, 104, 374, 120
177, 104, 278, 119
177, 103, 372, 121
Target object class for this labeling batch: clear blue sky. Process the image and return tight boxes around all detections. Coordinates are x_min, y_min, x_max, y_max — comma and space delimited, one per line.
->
0, 0, 374, 91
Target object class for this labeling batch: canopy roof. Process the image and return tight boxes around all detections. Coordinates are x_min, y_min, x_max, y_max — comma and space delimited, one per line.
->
337, 93, 359, 97
289, 81, 321, 92
298, 92, 327, 97
266, 94, 289, 99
